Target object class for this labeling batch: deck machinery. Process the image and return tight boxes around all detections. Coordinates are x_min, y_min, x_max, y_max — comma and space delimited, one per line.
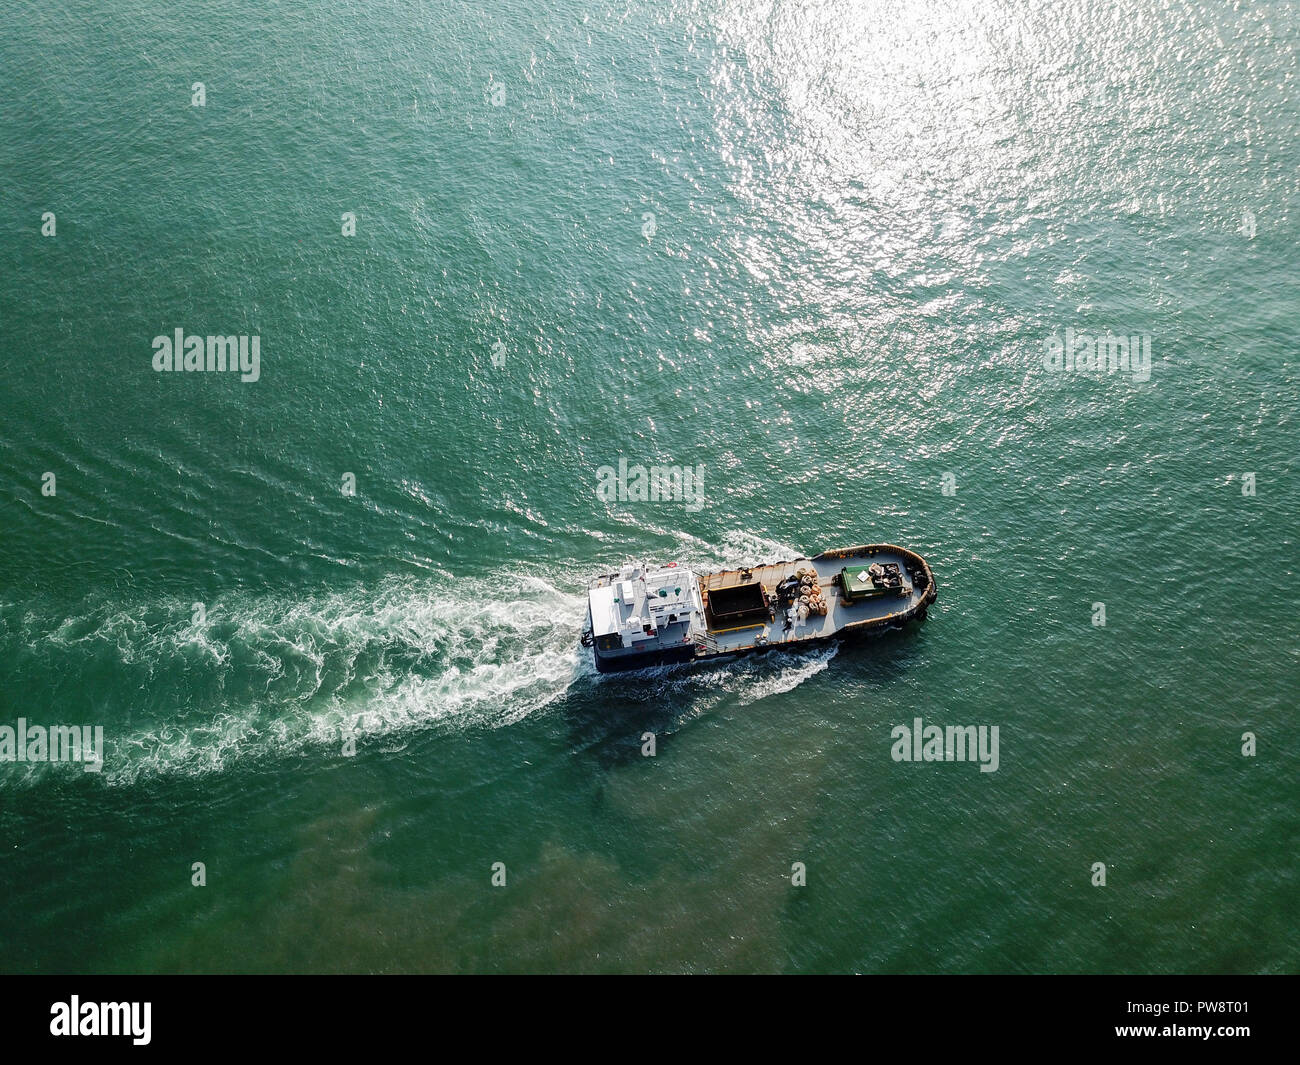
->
583, 544, 936, 673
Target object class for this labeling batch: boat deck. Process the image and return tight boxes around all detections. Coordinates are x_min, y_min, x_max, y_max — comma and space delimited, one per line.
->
698, 548, 928, 656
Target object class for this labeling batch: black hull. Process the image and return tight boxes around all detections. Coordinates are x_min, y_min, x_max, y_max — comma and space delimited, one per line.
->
592, 604, 930, 675
593, 644, 697, 674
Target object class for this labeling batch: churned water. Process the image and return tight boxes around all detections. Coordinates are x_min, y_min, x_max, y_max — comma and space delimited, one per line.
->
0, 0, 1296, 972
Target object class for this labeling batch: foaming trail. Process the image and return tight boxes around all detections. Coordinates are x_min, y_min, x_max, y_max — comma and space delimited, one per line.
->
711, 529, 806, 568
733, 644, 837, 706
606, 526, 805, 571
0, 573, 589, 787
594, 643, 839, 725
0, 538, 830, 788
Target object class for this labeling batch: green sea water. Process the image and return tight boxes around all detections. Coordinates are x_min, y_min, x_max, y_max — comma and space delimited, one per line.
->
1, 0, 1297, 973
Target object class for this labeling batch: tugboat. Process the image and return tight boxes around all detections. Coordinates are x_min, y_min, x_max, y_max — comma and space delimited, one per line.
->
581, 544, 936, 674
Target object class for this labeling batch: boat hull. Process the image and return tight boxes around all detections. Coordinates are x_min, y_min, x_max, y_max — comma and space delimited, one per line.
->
586, 544, 936, 676
592, 643, 697, 674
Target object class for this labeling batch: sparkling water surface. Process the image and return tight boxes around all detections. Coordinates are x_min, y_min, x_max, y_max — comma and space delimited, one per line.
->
0, 0, 1296, 972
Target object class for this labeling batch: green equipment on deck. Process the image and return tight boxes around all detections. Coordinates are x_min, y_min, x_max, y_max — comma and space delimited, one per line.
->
840, 565, 893, 603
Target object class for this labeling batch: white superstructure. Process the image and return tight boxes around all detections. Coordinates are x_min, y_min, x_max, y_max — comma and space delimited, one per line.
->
588, 561, 704, 648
